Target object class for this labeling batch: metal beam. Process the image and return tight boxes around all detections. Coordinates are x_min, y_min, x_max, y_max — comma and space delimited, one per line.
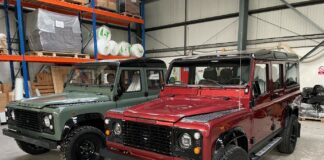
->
4, 0, 15, 87
300, 40, 324, 62
238, 0, 249, 51
146, 0, 324, 32
184, 0, 188, 55
146, 33, 324, 54
280, 0, 324, 33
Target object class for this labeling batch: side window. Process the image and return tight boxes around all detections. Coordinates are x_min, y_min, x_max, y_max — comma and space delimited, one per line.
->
254, 64, 268, 95
147, 70, 164, 90
272, 64, 283, 90
285, 63, 299, 86
120, 70, 141, 93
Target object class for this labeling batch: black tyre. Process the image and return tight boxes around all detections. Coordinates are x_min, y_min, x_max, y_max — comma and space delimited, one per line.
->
212, 144, 249, 160
61, 126, 104, 160
277, 115, 299, 154
16, 140, 50, 155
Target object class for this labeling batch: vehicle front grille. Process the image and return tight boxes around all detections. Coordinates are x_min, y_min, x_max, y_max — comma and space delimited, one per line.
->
123, 121, 173, 156
15, 109, 42, 132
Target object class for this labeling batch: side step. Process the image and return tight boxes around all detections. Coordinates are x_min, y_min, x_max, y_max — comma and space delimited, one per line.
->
251, 137, 282, 160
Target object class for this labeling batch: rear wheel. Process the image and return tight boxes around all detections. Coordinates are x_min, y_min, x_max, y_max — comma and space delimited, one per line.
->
61, 126, 104, 160
277, 115, 299, 154
16, 140, 49, 155
212, 144, 248, 160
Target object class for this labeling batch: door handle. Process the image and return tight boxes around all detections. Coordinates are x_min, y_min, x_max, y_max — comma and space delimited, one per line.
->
144, 92, 148, 97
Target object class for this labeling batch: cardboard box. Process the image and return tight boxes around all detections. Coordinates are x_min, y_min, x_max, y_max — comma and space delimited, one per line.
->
1, 83, 12, 93
96, 0, 117, 11
0, 93, 9, 109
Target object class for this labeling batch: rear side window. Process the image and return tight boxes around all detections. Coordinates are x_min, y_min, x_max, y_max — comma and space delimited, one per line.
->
254, 64, 268, 94
147, 70, 164, 90
272, 64, 283, 90
285, 63, 298, 86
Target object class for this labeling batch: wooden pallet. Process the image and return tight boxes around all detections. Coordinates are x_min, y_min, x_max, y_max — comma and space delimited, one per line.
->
299, 116, 324, 123
60, 0, 88, 5
120, 12, 141, 19
95, 6, 117, 13
28, 51, 90, 59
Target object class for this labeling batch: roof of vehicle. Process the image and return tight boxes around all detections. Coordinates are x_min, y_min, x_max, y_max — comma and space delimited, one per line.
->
172, 49, 299, 63
77, 58, 167, 68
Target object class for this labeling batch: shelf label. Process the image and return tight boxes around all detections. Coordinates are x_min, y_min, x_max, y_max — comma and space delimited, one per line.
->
55, 21, 64, 28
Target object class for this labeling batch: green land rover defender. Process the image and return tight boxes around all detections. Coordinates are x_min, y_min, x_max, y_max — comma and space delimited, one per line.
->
2, 58, 166, 160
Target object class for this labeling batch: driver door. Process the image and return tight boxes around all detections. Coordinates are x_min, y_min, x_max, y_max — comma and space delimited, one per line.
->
116, 68, 148, 108
252, 62, 273, 143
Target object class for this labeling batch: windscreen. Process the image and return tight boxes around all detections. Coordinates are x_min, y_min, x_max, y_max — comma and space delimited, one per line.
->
69, 65, 117, 86
167, 59, 250, 87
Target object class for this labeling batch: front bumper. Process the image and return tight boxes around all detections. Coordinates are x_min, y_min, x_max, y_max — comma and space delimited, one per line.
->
100, 148, 140, 160
106, 141, 183, 160
2, 128, 57, 149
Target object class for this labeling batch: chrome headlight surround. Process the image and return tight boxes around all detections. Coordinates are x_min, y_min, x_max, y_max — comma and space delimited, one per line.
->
179, 133, 192, 149
113, 122, 122, 136
42, 113, 54, 134
174, 128, 203, 159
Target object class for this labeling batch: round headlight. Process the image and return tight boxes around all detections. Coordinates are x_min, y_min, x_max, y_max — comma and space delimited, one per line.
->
11, 110, 15, 120
113, 123, 122, 135
179, 133, 192, 149
44, 116, 51, 127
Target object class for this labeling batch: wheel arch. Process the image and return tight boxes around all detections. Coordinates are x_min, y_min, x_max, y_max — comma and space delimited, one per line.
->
214, 127, 249, 152
61, 113, 105, 139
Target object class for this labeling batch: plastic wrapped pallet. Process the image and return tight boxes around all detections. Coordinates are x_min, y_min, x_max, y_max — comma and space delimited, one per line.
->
26, 9, 82, 53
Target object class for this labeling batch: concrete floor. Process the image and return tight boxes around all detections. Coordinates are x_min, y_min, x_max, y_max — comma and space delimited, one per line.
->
0, 121, 323, 160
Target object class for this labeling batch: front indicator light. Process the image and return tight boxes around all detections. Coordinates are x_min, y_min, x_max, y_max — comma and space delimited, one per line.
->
105, 130, 111, 136
194, 147, 201, 155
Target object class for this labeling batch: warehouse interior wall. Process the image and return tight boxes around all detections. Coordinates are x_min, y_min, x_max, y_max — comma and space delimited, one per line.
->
0, 9, 133, 84
145, 0, 324, 88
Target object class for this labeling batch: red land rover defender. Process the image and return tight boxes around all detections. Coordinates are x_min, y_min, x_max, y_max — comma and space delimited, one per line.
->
102, 49, 301, 160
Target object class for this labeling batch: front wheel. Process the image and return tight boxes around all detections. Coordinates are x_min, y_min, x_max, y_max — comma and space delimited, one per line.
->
16, 140, 50, 155
61, 126, 104, 160
212, 144, 249, 160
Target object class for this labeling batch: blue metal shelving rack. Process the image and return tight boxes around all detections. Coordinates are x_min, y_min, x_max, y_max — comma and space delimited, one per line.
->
2, 0, 145, 98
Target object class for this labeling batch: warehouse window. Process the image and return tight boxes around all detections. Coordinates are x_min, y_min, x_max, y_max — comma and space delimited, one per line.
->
147, 70, 164, 90
286, 63, 299, 86
120, 70, 141, 92
272, 64, 283, 90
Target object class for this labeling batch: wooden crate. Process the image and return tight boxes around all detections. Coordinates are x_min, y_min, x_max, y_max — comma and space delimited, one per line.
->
31, 83, 55, 96
0, 93, 9, 109
51, 66, 72, 94
28, 51, 90, 59
299, 116, 324, 123
61, 0, 89, 5
1, 83, 12, 93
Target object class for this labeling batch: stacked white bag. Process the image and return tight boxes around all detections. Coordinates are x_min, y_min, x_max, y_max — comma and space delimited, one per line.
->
84, 25, 111, 56
84, 25, 145, 58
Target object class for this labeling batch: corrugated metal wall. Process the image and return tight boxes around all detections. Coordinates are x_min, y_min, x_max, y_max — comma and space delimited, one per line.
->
145, 0, 324, 88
